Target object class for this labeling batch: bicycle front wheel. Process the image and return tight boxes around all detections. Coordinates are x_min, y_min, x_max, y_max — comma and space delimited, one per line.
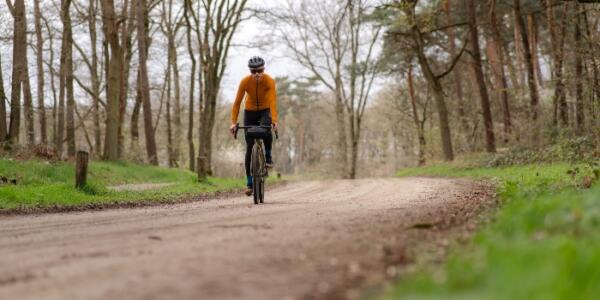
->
259, 177, 265, 203
250, 142, 263, 205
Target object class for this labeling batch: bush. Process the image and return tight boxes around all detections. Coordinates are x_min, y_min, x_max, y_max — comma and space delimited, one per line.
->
487, 137, 598, 167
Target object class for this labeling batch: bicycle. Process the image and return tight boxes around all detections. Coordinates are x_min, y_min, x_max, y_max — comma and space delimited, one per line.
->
234, 123, 278, 205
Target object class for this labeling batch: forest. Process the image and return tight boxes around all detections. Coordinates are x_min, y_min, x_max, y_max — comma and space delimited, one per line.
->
0, 0, 598, 178
1, 1, 600, 299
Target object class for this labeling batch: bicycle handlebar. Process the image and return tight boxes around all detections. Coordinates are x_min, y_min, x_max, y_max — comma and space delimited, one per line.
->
233, 123, 279, 140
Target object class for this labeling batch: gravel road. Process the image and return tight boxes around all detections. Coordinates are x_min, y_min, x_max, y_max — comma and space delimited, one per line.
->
0, 178, 492, 300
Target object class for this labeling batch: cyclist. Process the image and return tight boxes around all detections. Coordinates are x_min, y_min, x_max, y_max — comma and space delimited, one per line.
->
230, 56, 278, 196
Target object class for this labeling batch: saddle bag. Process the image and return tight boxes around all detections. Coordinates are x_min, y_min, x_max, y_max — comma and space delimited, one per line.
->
246, 127, 269, 139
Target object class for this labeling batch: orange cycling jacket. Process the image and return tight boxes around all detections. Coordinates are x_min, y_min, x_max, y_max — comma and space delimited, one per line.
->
231, 74, 278, 124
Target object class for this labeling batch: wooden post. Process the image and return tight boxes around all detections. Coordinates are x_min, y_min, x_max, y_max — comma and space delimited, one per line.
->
75, 151, 89, 189
197, 156, 207, 182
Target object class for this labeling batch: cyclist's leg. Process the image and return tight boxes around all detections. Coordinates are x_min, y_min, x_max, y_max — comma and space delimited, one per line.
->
244, 135, 255, 187
260, 109, 274, 164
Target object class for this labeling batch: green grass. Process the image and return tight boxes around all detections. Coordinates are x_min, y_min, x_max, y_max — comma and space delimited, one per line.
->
0, 158, 248, 210
378, 162, 600, 300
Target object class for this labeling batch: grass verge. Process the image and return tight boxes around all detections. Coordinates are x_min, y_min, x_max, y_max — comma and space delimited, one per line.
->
0, 158, 253, 212
378, 162, 599, 300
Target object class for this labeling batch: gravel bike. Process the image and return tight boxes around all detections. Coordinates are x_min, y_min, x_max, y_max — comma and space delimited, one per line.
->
234, 123, 278, 204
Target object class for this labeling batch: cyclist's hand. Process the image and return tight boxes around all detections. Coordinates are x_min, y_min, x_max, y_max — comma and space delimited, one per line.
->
272, 122, 279, 131
229, 124, 237, 136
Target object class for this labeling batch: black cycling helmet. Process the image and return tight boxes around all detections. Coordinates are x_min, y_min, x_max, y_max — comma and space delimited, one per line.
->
248, 56, 265, 69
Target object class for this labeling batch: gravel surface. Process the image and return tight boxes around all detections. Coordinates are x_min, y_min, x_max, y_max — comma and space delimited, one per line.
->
0, 178, 493, 300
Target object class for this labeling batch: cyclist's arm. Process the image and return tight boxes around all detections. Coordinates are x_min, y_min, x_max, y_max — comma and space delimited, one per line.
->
231, 78, 247, 124
267, 78, 278, 124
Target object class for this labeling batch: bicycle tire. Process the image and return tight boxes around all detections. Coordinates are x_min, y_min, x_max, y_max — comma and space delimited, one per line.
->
259, 178, 265, 203
251, 142, 262, 205
257, 142, 266, 203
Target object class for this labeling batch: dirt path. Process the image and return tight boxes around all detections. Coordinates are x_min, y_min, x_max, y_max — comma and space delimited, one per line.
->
0, 178, 492, 300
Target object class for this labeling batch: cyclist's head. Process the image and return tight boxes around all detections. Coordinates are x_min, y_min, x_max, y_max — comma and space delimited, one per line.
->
248, 56, 265, 79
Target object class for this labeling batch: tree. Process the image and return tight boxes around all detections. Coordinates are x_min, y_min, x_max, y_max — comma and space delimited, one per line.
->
444, 0, 470, 142
160, 0, 184, 167
488, 0, 512, 143
34, 0, 47, 145
189, 0, 249, 176
117, 0, 137, 158
466, 0, 495, 153
388, 0, 468, 161
266, 1, 350, 175
137, 0, 158, 165
546, 0, 568, 126
265, 0, 381, 178
344, 0, 382, 179
513, 0, 539, 122
407, 66, 427, 166
100, 0, 125, 160
41, 14, 60, 149
184, 0, 196, 171
6, 0, 28, 146
61, 0, 76, 157
573, 3, 584, 133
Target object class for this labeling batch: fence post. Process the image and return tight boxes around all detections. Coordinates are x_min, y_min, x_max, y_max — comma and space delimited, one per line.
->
75, 151, 89, 189
197, 156, 208, 182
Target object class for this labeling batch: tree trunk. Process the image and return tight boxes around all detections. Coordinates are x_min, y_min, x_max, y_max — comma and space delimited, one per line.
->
184, 0, 196, 172
56, 6, 68, 155
198, 78, 220, 175
34, 0, 47, 145
466, 0, 495, 153
16, 0, 34, 146
117, 0, 136, 158
513, 11, 526, 90
0, 53, 6, 142
101, 0, 124, 160
407, 67, 426, 166
527, 14, 544, 88
513, 0, 540, 122
489, 0, 512, 143
546, 0, 568, 126
574, 9, 584, 133
170, 36, 182, 167
166, 63, 175, 168
582, 10, 600, 126
88, 0, 102, 153
410, 24, 454, 161
63, 0, 76, 157
162, 0, 181, 168
137, 0, 158, 165
334, 82, 348, 176
42, 17, 59, 149
22, 59, 35, 145
444, 0, 469, 142
7, 0, 27, 146
130, 69, 142, 155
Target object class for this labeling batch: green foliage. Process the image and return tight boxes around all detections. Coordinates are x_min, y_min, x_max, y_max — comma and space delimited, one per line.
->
487, 137, 598, 167
381, 163, 600, 300
0, 158, 246, 210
